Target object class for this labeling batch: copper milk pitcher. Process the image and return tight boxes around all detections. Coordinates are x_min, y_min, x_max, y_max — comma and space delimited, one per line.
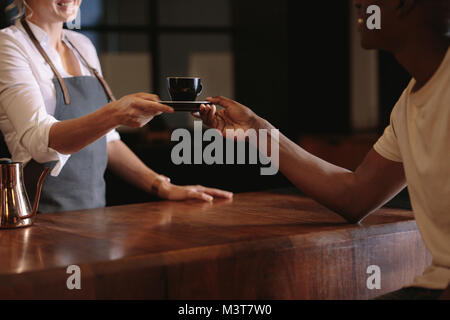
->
0, 159, 49, 229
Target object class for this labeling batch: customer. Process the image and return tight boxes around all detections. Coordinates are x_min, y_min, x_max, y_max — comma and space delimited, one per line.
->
197, 0, 450, 299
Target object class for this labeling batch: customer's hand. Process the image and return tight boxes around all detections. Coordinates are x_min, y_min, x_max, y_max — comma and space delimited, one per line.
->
107, 92, 174, 128
193, 96, 262, 136
157, 180, 233, 202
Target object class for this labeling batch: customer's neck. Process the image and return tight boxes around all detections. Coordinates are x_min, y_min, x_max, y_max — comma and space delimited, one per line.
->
393, 33, 449, 93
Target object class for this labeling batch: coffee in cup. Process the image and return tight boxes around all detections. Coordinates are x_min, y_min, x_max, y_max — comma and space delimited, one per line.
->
167, 77, 203, 101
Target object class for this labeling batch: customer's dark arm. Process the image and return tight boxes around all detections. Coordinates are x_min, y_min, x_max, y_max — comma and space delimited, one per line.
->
275, 133, 406, 223
197, 97, 407, 223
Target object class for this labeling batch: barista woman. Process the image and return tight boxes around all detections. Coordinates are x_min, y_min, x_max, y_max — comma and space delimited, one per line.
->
0, 0, 232, 213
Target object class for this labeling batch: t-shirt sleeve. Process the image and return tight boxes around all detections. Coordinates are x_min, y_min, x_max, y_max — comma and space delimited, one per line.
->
373, 111, 403, 163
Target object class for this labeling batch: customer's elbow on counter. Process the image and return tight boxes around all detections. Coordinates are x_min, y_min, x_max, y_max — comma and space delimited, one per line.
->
334, 206, 372, 224
337, 210, 371, 224
342, 214, 364, 224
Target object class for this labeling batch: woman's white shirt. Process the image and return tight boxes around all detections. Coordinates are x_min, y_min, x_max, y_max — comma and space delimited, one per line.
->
0, 19, 120, 176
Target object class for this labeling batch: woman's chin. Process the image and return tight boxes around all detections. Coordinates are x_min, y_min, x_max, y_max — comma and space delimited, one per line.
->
52, 13, 77, 23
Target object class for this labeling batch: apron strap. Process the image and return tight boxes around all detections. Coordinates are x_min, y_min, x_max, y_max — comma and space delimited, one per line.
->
21, 18, 71, 105
20, 18, 116, 104
65, 39, 116, 102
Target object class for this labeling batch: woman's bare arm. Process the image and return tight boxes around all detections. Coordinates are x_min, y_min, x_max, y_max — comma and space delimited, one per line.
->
49, 93, 173, 155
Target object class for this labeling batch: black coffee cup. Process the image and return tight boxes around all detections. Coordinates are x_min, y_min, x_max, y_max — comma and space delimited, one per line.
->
167, 77, 203, 101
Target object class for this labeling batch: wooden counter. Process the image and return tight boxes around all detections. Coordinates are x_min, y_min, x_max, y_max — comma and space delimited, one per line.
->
0, 189, 430, 299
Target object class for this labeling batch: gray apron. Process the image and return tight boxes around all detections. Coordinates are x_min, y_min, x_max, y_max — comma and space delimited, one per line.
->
21, 19, 116, 213
38, 77, 109, 212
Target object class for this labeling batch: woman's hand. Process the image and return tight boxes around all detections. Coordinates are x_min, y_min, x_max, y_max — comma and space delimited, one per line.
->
48, 93, 173, 155
107, 92, 174, 128
157, 179, 233, 202
193, 96, 263, 135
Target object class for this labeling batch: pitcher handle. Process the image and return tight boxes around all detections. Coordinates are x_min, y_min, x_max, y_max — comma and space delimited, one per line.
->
20, 167, 50, 220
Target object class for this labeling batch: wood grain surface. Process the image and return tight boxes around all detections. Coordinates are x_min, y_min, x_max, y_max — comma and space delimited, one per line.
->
0, 189, 430, 299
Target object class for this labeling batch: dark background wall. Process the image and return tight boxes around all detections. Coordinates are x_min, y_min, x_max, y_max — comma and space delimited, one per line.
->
232, 1, 352, 139
287, 1, 351, 136
0, 1, 6, 27
232, 0, 290, 134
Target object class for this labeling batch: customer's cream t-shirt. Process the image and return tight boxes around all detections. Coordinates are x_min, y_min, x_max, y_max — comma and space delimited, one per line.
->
374, 47, 450, 289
